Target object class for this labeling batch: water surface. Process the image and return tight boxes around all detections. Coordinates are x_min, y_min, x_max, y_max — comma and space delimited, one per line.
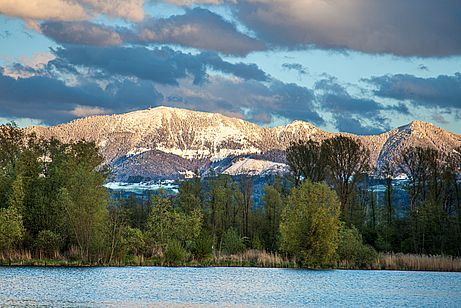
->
1, 267, 460, 307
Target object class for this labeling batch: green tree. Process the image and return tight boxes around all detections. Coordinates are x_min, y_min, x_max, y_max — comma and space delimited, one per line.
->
262, 184, 284, 251
58, 142, 109, 262
146, 192, 203, 256
280, 181, 340, 266
0, 207, 24, 256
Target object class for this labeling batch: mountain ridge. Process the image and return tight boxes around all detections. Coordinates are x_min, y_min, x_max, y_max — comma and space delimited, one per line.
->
26, 106, 461, 181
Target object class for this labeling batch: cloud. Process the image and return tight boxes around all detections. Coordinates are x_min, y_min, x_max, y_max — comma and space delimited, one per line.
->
367, 73, 461, 110
41, 21, 123, 46
50, 45, 267, 85
0, 0, 88, 22
315, 77, 409, 134
82, 0, 144, 22
40, 8, 265, 55
163, 0, 224, 5
158, 75, 324, 126
234, 0, 461, 57
0, 0, 144, 25
282, 63, 308, 75
68, 105, 110, 117
334, 115, 385, 136
0, 68, 163, 124
131, 8, 264, 56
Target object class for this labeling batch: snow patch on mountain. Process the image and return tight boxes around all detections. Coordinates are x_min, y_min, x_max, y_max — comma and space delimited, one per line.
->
223, 158, 289, 176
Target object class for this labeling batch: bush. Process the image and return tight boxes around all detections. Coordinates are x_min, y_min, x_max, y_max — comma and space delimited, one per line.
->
35, 230, 62, 258
165, 239, 188, 263
337, 226, 378, 268
122, 227, 145, 257
192, 232, 213, 260
221, 228, 245, 255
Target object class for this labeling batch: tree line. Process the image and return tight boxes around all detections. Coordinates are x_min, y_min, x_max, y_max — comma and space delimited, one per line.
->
0, 123, 460, 267
286, 136, 461, 257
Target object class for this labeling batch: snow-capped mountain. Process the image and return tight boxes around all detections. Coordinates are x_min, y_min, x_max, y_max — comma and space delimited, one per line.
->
27, 106, 461, 181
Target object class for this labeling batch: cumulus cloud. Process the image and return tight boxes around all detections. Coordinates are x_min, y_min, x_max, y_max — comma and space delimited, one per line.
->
40, 8, 264, 55
0, 67, 163, 124
158, 75, 324, 126
68, 105, 110, 117
0, 0, 144, 26
282, 63, 308, 75
162, 0, 225, 5
0, 0, 88, 21
82, 0, 144, 22
315, 77, 409, 134
41, 21, 123, 46
50, 45, 267, 85
131, 8, 264, 56
234, 0, 461, 57
367, 73, 461, 110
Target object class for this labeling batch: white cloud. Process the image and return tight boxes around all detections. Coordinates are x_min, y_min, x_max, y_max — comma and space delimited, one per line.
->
0, 0, 145, 27
69, 105, 111, 117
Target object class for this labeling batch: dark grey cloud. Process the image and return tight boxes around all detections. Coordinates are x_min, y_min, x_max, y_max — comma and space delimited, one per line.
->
51, 45, 267, 85
234, 0, 461, 57
129, 8, 265, 56
41, 21, 122, 46
159, 76, 324, 126
282, 63, 308, 75
39, 8, 265, 56
335, 116, 385, 136
315, 77, 409, 134
0, 68, 163, 124
367, 73, 461, 110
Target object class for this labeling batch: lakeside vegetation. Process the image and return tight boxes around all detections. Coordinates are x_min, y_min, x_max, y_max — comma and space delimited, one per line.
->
0, 123, 460, 271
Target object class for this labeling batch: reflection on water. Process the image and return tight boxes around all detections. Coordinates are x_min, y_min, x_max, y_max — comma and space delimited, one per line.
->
1, 267, 460, 307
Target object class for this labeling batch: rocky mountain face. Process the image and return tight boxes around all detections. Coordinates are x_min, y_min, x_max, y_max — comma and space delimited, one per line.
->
27, 106, 461, 181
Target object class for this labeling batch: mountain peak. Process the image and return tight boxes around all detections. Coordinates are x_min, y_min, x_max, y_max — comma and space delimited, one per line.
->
26, 107, 461, 181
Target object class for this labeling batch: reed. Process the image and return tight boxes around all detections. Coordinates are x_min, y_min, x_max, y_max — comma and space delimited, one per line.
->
376, 253, 461, 272
212, 249, 295, 268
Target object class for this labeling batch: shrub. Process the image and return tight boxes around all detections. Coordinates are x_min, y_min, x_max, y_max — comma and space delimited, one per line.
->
122, 227, 145, 257
337, 225, 378, 268
35, 230, 62, 258
221, 228, 245, 255
165, 239, 188, 263
192, 232, 213, 260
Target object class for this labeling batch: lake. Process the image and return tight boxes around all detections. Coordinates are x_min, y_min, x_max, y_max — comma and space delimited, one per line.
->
1, 267, 460, 307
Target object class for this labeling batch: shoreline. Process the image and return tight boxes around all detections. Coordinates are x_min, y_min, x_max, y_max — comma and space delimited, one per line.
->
2, 256, 461, 273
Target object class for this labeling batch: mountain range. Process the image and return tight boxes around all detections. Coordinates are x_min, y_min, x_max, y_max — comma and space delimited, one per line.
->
27, 106, 461, 181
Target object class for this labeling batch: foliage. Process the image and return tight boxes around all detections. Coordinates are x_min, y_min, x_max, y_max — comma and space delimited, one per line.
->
0, 207, 24, 253
35, 230, 62, 258
337, 226, 378, 268
280, 181, 341, 266
165, 239, 188, 263
220, 228, 245, 255
146, 192, 203, 255
261, 183, 284, 251
192, 232, 214, 260
121, 227, 145, 257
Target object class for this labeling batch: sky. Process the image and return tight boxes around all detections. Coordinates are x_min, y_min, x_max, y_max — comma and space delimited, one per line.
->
0, 0, 460, 135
